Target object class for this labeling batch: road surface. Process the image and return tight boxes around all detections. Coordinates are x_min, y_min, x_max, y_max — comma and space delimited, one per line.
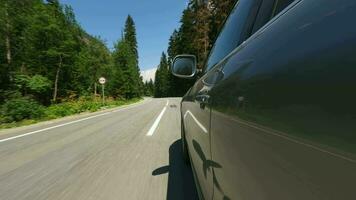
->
0, 98, 198, 200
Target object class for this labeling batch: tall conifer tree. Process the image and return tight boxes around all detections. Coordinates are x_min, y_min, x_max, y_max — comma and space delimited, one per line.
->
123, 15, 142, 97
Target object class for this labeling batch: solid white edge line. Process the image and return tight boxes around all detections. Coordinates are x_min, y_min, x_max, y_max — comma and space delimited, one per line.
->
0, 112, 109, 143
0, 99, 148, 143
146, 100, 169, 136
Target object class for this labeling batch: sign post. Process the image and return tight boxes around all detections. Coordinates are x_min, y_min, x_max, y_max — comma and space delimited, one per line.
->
99, 77, 106, 105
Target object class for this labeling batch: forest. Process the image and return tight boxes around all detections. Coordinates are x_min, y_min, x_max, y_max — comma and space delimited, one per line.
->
0, 0, 142, 127
0, 0, 237, 127
154, 0, 237, 97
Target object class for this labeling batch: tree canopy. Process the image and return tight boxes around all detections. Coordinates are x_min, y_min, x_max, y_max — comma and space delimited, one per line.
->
154, 0, 237, 97
0, 0, 237, 122
0, 0, 143, 123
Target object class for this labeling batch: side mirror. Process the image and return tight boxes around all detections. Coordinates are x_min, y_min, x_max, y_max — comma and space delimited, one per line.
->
171, 55, 197, 78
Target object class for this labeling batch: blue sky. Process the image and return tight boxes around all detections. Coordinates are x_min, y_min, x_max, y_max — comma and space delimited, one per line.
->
60, 0, 187, 71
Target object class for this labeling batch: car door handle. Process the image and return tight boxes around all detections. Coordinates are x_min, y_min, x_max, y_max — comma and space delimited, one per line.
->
195, 94, 210, 109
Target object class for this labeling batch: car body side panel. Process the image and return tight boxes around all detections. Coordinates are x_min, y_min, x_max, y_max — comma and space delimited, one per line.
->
182, 77, 214, 200
210, 0, 356, 199
181, 0, 266, 199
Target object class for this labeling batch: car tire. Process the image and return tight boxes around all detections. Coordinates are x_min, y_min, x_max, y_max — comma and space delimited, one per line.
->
181, 119, 190, 165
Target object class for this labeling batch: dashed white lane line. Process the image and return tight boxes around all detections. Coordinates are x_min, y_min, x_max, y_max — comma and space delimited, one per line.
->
146, 100, 169, 136
0, 100, 149, 143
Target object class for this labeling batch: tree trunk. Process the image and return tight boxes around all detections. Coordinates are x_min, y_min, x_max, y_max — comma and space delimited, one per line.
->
94, 82, 97, 96
20, 62, 26, 73
5, 31, 11, 65
53, 54, 62, 102
93, 69, 97, 97
4, 2, 12, 77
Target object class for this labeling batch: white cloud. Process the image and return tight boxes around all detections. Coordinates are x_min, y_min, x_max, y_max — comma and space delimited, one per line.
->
141, 68, 157, 83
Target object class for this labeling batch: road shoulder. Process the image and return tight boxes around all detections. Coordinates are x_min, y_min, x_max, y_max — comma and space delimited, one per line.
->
0, 98, 151, 138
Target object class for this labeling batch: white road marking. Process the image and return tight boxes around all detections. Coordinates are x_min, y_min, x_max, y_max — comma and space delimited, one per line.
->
146, 100, 169, 136
184, 110, 208, 133
0, 100, 148, 143
0, 112, 110, 143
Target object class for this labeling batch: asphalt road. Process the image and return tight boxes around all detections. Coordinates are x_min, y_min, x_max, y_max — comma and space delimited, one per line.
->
0, 98, 198, 200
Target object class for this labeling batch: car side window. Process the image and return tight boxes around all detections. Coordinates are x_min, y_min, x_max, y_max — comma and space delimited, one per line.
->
271, 0, 295, 17
251, 0, 295, 34
204, 0, 295, 73
204, 0, 258, 72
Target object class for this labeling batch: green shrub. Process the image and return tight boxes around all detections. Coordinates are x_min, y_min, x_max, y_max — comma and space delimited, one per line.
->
45, 103, 76, 118
0, 97, 141, 127
77, 101, 101, 112
27, 75, 52, 94
0, 115, 6, 124
1, 97, 44, 122
14, 74, 30, 91
44, 100, 103, 118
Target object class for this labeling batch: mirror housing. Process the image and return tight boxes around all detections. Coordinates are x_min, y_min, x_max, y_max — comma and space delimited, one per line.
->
171, 55, 197, 78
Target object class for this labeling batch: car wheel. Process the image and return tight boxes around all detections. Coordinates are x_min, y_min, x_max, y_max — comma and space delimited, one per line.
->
181, 119, 190, 164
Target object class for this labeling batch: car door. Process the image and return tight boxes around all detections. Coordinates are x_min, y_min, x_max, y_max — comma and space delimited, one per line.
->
182, 0, 264, 199
210, 0, 356, 199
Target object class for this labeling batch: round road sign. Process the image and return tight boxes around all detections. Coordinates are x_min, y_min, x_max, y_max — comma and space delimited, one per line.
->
99, 77, 106, 84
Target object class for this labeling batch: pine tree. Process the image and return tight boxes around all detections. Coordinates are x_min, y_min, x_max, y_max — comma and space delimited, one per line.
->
154, 65, 161, 98
154, 52, 170, 97
148, 79, 154, 96
123, 15, 143, 97
143, 79, 154, 96
112, 40, 139, 99
160, 52, 169, 97
124, 15, 138, 60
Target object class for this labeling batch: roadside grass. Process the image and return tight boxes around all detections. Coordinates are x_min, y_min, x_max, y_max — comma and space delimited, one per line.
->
0, 97, 142, 130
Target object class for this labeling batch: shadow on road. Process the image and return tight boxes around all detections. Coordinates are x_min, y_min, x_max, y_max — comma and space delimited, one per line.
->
152, 139, 198, 200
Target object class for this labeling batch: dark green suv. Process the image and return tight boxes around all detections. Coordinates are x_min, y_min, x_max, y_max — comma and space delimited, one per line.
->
172, 0, 356, 199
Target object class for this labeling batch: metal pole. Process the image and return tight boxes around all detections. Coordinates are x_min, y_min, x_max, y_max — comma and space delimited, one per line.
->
102, 84, 105, 105
94, 83, 97, 96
